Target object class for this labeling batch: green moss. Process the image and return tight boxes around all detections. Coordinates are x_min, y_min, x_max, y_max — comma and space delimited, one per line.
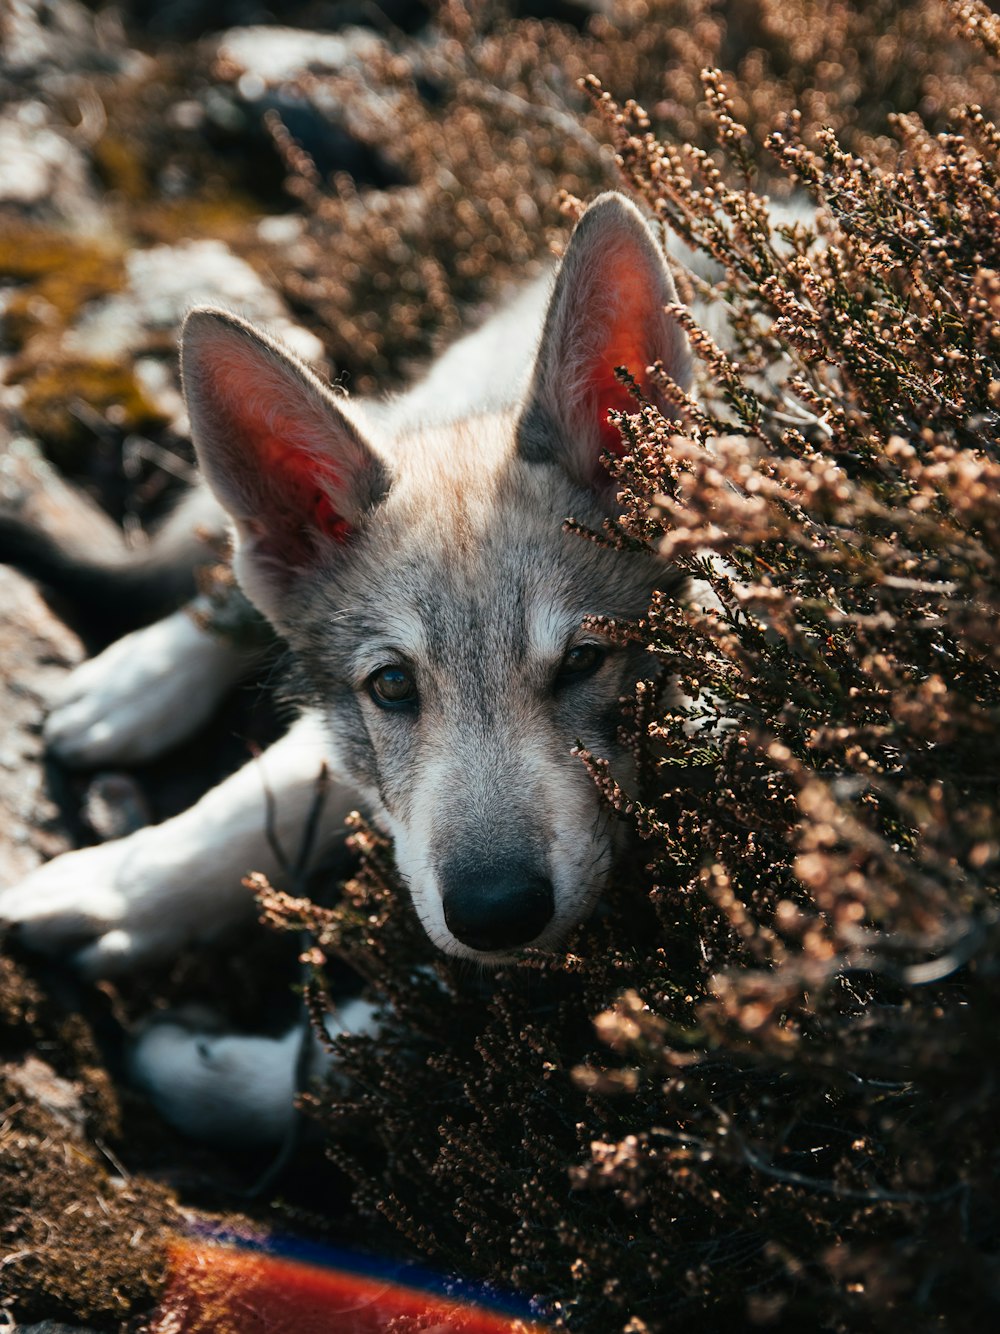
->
131, 192, 262, 247
0, 223, 125, 347
17, 358, 168, 463
92, 130, 151, 203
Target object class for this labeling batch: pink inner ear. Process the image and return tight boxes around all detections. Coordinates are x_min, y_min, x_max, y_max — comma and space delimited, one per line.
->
207, 348, 354, 561
252, 420, 353, 556
591, 366, 643, 457
586, 254, 662, 460
312, 491, 352, 543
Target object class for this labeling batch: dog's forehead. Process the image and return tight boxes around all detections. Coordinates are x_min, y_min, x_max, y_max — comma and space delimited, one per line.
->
305, 413, 666, 677
359, 480, 654, 670
366, 484, 585, 662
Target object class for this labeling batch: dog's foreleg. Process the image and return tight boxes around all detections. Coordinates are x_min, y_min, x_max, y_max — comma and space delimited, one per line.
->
129, 996, 379, 1144
44, 600, 260, 767
0, 713, 351, 976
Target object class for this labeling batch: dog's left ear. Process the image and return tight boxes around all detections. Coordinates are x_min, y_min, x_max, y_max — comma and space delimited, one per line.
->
181, 307, 388, 627
518, 192, 691, 492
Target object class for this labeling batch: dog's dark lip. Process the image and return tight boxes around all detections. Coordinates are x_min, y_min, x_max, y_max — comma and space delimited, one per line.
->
452, 920, 578, 967
438, 936, 542, 967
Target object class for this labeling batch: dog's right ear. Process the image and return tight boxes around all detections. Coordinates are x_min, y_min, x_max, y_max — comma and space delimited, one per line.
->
518, 192, 691, 495
181, 308, 388, 624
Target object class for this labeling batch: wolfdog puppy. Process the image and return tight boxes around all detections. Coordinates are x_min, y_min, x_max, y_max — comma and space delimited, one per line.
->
0, 192, 691, 1142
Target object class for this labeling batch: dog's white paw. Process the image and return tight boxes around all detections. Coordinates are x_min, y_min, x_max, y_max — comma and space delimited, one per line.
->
0, 829, 254, 977
131, 1016, 304, 1144
130, 998, 379, 1144
44, 609, 248, 767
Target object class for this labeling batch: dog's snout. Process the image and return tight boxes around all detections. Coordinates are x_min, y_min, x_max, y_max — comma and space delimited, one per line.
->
441, 868, 554, 953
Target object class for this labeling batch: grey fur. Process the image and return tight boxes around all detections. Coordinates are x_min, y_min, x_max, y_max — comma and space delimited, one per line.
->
182, 191, 691, 960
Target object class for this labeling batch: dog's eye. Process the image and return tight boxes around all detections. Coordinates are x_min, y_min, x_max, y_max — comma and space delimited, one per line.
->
556, 643, 607, 684
368, 665, 418, 710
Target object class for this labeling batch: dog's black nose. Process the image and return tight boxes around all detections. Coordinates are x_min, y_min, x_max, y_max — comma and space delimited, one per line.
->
442, 870, 554, 952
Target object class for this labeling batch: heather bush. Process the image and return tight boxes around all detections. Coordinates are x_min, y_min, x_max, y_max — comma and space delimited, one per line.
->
259, 0, 1000, 392
261, 4, 1000, 1330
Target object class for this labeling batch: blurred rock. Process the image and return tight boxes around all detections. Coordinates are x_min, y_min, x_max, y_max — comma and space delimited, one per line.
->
3, 1055, 88, 1140
0, 103, 99, 223
214, 24, 384, 85
208, 24, 408, 189
0, 435, 105, 883
0, 562, 81, 884
66, 239, 327, 417
0, 1, 146, 226
0, 435, 124, 554
1, 0, 147, 84
106, 0, 274, 41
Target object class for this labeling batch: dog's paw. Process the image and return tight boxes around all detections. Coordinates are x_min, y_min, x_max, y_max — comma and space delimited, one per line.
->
0, 830, 250, 977
44, 609, 247, 767
131, 1015, 304, 1144
130, 998, 379, 1144
0, 849, 122, 951
0, 838, 167, 974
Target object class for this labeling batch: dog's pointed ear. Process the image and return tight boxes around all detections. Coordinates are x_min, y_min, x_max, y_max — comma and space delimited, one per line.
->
518, 192, 691, 492
181, 308, 388, 621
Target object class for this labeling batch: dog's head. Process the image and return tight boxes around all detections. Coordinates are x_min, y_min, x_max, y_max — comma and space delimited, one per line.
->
181, 193, 691, 962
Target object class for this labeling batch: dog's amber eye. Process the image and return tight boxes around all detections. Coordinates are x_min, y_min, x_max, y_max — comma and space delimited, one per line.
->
368, 665, 418, 710
557, 643, 607, 683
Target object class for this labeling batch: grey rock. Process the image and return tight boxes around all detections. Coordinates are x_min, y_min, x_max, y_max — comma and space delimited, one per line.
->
0, 104, 98, 222
0, 437, 95, 884
214, 24, 384, 86
2, 0, 145, 80
2, 1056, 87, 1140
67, 238, 326, 402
